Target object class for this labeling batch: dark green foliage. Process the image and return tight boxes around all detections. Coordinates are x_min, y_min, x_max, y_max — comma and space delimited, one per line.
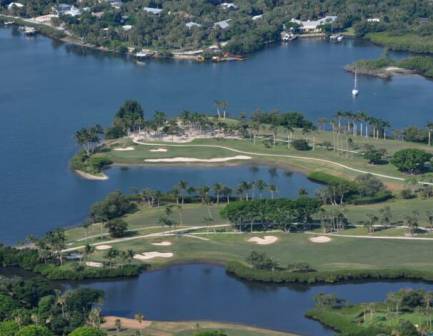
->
226, 261, 433, 284
113, 100, 144, 133
69, 327, 106, 336
396, 320, 420, 336
363, 145, 387, 164
291, 139, 311, 151
246, 251, 279, 271
391, 149, 432, 174
220, 198, 320, 231
104, 219, 128, 238
403, 127, 429, 143
90, 192, 137, 223
16, 325, 53, 336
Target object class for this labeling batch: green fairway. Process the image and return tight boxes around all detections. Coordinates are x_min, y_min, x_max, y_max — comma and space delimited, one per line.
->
98, 129, 433, 189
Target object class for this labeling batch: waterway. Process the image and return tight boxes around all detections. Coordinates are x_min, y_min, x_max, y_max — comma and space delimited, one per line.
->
74, 263, 433, 336
1, 26, 433, 244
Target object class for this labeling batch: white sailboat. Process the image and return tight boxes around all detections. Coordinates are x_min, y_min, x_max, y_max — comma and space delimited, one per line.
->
352, 71, 359, 97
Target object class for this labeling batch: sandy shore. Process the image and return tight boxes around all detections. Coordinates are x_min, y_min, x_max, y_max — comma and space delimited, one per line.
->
102, 316, 151, 330
74, 170, 108, 181
144, 155, 251, 163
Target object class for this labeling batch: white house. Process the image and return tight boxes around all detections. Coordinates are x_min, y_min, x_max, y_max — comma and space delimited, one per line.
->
122, 24, 133, 31
220, 2, 238, 10
57, 4, 81, 17
7, 2, 24, 10
252, 14, 263, 21
290, 16, 337, 33
143, 7, 163, 15
214, 19, 231, 29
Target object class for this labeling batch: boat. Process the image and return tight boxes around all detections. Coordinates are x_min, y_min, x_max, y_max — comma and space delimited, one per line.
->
352, 71, 359, 97
135, 51, 149, 59
23, 26, 37, 36
281, 32, 297, 42
330, 34, 344, 42
4, 21, 14, 26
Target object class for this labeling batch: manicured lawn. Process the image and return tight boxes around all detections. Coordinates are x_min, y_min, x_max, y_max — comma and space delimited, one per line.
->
101, 130, 433, 189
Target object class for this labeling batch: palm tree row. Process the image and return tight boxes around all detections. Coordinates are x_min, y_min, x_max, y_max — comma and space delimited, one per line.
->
137, 179, 280, 208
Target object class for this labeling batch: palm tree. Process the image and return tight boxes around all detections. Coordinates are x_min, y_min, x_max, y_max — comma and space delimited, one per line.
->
177, 180, 188, 205
222, 186, 232, 204
134, 313, 145, 329
212, 183, 224, 204
54, 289, 67, 318
255, 180, 267, 199
268, 184, 277, 199
214, 100, 222, 119
427, 122, 433, 146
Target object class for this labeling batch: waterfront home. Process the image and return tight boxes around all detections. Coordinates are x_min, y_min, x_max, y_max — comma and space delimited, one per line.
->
143, 7, 163, 15
7, 2, 24, 10
56, 4, 81, 17
220, 2, 238, 10
214, 19, 231, 30
185, 21, 201, 29
33, 14, 58, 24
290, 16, 337, 33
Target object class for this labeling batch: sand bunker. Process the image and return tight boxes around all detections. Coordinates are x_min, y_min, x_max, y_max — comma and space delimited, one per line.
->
144, 155, 251, 163
309, 236, 332, 243
113, 146, 135, 151
149, 148, 168, 153
95, 245, 112, 250
248, 236, 278, 245
152, 241, 172, 246
85, 261, 103, 268
133, 252, 174, 260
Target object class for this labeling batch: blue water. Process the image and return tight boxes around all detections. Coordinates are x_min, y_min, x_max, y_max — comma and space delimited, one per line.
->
75, 264, 433, 336
1, 27, 433, 243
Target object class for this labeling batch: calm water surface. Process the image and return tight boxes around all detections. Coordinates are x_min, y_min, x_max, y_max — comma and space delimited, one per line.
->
2, 27, 433, 243
75, 264, 433, 336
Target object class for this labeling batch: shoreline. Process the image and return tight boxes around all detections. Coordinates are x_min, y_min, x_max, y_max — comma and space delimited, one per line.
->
0, 15, 245, 64
345, 64, 416, 79
74, 169, 108, 181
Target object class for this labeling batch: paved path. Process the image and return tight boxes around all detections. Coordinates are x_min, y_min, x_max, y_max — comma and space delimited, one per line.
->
306, 231, 433, 241
132, 139, 433, 186
62, 224, 230, 253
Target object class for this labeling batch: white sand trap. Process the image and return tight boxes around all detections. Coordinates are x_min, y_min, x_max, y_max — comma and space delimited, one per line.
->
248, 236, 278, 245
149, 148, 168, 153
133, 252, 174, 261
95, 245, 112, 250
144, 155, 252, 163
86, 261, 103, 268
152, 241, 172, 246
113, 146, 135, 151
309, 236, 332, 243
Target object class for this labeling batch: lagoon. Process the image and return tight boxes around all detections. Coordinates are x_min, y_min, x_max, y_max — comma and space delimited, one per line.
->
75, 263, 433, 336
2, 27, 433, 243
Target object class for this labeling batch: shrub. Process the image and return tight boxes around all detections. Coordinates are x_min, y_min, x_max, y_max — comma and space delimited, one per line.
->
69, 327, 106, 336
391, 149, 432, 174
291, 139, 311, 151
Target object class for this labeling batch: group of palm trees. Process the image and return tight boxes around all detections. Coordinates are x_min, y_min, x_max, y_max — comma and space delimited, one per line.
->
318, 111, 391, 139
138, 179, 281, 208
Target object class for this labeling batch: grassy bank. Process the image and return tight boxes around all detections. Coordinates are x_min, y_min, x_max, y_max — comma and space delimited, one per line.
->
367, 32, 433, 54
347, 55, 433, 80
104, 320, 298, 336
